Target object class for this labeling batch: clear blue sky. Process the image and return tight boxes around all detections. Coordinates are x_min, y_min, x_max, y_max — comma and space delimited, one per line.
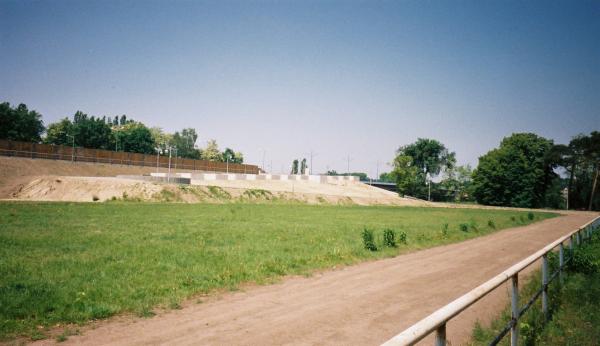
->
1, 0, 599, 177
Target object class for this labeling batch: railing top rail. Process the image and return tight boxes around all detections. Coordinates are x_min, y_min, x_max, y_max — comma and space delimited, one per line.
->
382, 215, 600, 346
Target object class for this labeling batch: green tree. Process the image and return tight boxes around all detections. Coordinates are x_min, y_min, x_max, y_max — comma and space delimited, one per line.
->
391, 155, 421, 196
300, 158, 307, 174
113, 122, 155, 154
44, 118, 74, 145
0, 102, 45, 142
291, 160, 299, 174
171, 128, 200, 159
201, 139, 221, 161
472, 133, 557, 208
392, 138, 456, 199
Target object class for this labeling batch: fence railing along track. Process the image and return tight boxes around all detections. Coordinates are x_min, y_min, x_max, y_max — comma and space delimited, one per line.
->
382, 215, 600, 346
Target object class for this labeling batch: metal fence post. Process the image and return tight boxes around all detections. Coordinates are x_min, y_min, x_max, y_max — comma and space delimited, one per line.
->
569, 235, 574, 252
511, 274, 519, 346
435, 323, 446, 346
542, 254, 549, 320
559, 243, 564, 285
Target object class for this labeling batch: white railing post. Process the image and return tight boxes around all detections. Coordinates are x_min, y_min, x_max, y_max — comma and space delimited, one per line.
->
435, 323, 446, 346
569, 235, 574, 251
510, 274, 519, 346
542, 254, 549, 320
559, 243, 564, 286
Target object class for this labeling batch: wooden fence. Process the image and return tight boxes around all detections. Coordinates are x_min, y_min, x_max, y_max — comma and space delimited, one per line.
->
0, 139, 260, 174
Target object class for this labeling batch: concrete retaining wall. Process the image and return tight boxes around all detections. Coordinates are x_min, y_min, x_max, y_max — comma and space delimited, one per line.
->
149, 172, 358, 183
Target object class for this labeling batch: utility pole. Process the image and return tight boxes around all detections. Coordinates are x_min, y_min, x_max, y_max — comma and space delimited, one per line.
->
167, 146, 172, 183
309, 150, 317, 175
156, 146, 161, 173
262, 149, 266, 172
376, 160, 380, 181
346, 155, 351, 174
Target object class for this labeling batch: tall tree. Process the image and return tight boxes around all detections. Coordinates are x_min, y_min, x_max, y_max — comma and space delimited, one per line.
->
113, 122, 155, 154
201, 139, 221, 161
291, 159, 299, 174
392, 138, 455, 199
0, 102, 45, 142
585, 131, 600, 210
472, 133, 557, 208
300, 158, 307, 174
171, 128, 200, 159
44, 118, 74, 145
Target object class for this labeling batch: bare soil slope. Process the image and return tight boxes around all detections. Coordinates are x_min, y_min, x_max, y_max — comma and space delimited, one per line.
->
0, 156, 170, 198
33, 212, 598, 346
2, 157, 425, 206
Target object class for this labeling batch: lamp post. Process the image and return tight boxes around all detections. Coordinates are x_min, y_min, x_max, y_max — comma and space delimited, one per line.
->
67, 134, 75, 162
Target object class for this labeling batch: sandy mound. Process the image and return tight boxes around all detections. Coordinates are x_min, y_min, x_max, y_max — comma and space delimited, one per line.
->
10, 175, 426, 206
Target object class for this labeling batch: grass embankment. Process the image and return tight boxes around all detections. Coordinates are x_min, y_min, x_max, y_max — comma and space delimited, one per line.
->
471, 228, 600, 346
0, 202, 555, 341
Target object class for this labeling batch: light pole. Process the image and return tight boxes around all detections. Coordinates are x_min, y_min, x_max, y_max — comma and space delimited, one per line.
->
155, 146, 161, 173
167, 146, 173, 182
67, 134, 75, 162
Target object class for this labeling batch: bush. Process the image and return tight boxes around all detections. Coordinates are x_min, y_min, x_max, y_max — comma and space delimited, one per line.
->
469, 220, 478, 232
459, 223, 469, 232
383, 229, 397, 247
362, 228, 377, 251
528, 212, 535, 220
398, 231, 407, 244
92, 195, 100, 202
441, 223, 449, 237
487, 220, 496, 229
510, 216, 516, 222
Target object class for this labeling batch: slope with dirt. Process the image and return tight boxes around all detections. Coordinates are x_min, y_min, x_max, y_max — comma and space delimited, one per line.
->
32, 212, 598, 346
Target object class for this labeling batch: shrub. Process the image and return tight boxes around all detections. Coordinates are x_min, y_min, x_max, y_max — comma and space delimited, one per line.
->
398, 231, 407, 244
510, 216, 516, 222
487, 220, 496, 229
92, 195, 100, 202
469, 221, 478, 232
362, 228, 377, 251
383, 229, 397, 247
441, 223, 449, 237
459, 223, 469, 232
528, 212, 535, 220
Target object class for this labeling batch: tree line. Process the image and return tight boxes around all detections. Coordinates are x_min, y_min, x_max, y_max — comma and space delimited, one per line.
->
388, 132, 599, 211
0, 102, 243, 163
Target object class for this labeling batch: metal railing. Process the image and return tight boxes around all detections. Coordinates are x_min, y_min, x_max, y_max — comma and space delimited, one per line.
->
382, 215, 600, 346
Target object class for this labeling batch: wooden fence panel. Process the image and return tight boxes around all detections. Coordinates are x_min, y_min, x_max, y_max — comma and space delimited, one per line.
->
0, 139, 259, 173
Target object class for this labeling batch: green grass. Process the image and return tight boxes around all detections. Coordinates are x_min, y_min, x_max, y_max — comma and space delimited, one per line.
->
471, 229, 600, 346
0, 202, 555, 340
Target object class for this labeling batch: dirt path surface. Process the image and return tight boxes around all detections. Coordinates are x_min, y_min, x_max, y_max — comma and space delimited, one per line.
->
32, 212, 597, 346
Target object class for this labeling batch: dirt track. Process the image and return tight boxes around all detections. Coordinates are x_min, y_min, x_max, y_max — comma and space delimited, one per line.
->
33, 212, 597, 346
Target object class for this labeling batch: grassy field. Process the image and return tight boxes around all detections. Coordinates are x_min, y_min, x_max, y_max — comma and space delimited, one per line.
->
472, 230, 600, 346
0, 202, 556, 341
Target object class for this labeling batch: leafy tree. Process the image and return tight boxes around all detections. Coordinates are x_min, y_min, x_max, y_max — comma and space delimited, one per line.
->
221, 148, 243, 164
300, 158, 307, 174
326, 170, 338, 176
392, 138, 455, 199
44, 118, 74, 145
434, 165, 474, 202
113, 122, 155, 154
72, 111, 112, 149
149, 127, 173, 153
0, 102, 45, 142
201, 139, 221, 161
391, 155, 421, 197
378, 172, 394, 182
291, 160, 299, 174
472, 133, 557, 208
171, 128, 200, 159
